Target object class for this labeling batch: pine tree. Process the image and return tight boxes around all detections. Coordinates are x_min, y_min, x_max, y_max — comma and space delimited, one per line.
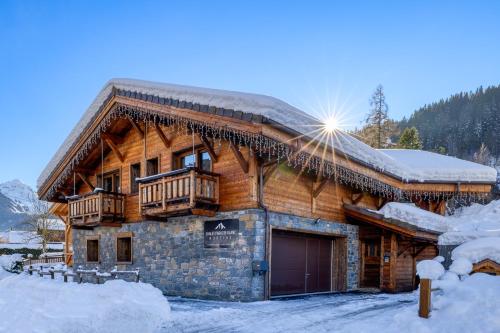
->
365, 85, 389, 148
398, 127, 423, 149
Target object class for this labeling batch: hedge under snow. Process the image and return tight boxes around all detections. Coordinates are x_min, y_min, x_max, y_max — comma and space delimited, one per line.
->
0, 274, 170, 333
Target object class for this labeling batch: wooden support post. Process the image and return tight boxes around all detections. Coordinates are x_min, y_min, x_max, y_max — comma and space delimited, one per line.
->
199, 135, 217, 162
128, 118, 144, 139
29, 265, 33, 275
50, 271, 54, 279
419, 279, 431, 318
229, 143, 249, 173
64, 274, 68, 283
313, 178, 329, 198
154, 123, 171, 149
77, 172, 95, 191
102, 133, 124, 162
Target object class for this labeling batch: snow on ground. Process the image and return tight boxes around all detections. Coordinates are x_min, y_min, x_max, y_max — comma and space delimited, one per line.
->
161, 272, 500, 333
0, 270, 170, 333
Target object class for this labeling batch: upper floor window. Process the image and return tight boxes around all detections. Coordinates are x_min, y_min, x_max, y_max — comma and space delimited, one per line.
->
130, 163, 141, 194
175, 149, 212, 172
97, 170, 120, 193
146, 157, 159, 176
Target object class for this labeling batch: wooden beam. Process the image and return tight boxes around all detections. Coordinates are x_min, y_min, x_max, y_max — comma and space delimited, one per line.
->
229, 143, 249, 173
351, 192, 364, 205
313, 178, 329, 198
263, 162, 279, 186
76, 172, 95, 191
199, 135, 217, 162
154, 123, 171, 149
377, 197, 388, 210
414, 244, 429, 257
74, 167, 94, 175
128, 118, 144, 139
102, 134, 124, 163
101, 132, 124, 144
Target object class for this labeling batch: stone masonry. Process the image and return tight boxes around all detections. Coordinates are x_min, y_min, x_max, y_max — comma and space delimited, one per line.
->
72, 209, 359, 301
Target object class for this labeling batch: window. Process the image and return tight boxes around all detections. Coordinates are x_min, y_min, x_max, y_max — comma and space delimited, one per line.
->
175, 149, 212, 172
180, 153, 196, 168
97, 170, 120, 192
86, 238, 99, 262
130, 163, 141, 194
200, 151, 212, 171
146, 157, 159, 176
116, 234, 132, 263
365, 240, 380, 257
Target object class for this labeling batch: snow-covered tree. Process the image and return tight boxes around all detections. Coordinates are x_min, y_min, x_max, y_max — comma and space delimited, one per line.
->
473, 143, 491, 166
21, 194, 57, 254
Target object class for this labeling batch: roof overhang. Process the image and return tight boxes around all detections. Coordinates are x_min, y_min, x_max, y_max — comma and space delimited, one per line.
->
344, 203, 440, 243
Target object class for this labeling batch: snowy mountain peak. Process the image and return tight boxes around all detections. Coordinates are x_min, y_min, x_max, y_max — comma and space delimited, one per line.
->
0, 179, 37, 214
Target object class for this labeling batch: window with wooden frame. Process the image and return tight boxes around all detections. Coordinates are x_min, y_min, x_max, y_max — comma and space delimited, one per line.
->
116, 232, 133, 264
174, 148, 212, 172
146, 157, 159, 176
86, 238, 99, 263
97, 169, 121, 193
130, 163, 141, 194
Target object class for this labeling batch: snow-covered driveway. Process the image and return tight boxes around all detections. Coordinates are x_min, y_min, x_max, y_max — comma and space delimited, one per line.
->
162, 292, 416, 333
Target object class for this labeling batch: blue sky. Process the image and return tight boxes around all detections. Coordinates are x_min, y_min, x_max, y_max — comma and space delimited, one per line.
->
1, 0, 500, 188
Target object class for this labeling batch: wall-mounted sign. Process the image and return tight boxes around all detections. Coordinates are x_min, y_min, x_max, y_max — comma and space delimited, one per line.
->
384, 253, 391, 263
204, 219, 240, 248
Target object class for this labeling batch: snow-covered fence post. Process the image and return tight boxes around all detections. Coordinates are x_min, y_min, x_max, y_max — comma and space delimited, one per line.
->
419, 278, 431, 318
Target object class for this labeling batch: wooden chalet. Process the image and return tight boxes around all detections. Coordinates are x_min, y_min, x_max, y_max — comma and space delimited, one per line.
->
39, 79, 497, 300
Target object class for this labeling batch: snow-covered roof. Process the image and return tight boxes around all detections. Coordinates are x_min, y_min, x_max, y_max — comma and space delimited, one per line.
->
379, 149, 497, 183
375, 202, 448, 233
37, 79, 498, 190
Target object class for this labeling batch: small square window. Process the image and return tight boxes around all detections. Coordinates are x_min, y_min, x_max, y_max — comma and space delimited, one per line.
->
180, 153, 196, 168
116, 236, 132, 263
87, 239, 99, 263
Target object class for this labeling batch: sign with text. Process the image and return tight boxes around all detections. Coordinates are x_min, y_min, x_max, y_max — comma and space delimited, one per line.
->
204, 219, 240, 248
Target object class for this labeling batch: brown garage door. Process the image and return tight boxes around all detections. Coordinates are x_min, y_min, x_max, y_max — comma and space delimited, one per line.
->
271, 230, 332, 296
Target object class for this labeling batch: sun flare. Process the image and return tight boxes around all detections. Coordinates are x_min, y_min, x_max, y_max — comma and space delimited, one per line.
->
323, 116, 339, 133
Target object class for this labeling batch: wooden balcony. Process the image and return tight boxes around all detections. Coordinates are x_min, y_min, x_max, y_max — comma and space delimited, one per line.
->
138, 167, 220, 218
68, 190, 125, 227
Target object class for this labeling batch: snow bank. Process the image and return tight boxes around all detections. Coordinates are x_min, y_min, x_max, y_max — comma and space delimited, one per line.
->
0, 254, 24, 277
451, 237, 500, 264
0, 275, 171, 333
377, 202, 448, 233
440, 200, 500, 245
416, 259, 445, 279
449, 257, 473, 275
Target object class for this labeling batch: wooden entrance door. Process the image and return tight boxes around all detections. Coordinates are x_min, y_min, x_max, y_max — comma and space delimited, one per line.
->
271, 231, 332, 296
360, 238, 381, 288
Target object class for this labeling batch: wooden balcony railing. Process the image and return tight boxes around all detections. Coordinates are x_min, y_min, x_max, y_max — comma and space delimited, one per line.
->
138, 167, 220, 218
68, 190, 125, 227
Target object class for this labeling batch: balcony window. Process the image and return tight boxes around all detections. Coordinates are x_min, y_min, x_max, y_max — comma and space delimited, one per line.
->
130, 163, 141, 194
176, 149, 212, 172
146, 157, 159, 176
97, 170, 120, 193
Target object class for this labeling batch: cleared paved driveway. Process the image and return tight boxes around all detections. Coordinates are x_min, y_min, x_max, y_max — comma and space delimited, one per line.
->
160, 292, 416, 332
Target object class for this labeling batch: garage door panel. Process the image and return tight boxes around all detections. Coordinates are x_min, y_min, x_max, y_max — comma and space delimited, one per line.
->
272, 231, 333, 296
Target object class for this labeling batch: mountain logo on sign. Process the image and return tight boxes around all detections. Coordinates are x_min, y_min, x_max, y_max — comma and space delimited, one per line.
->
215, 222, 226, 230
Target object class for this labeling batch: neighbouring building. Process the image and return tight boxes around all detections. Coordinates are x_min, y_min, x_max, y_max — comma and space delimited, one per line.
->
39, 79, 497, 301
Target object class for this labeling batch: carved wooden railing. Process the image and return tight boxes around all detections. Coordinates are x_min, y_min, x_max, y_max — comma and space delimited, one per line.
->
138, 167, 219, 216
68, 191, 125, 225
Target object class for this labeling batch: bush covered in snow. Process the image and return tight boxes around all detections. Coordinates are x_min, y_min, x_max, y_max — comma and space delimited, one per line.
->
0, 254, 24, 274
0, 275, 171, 333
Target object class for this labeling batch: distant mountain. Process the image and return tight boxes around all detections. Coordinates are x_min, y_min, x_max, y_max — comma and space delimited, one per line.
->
0, 179, 37, 231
